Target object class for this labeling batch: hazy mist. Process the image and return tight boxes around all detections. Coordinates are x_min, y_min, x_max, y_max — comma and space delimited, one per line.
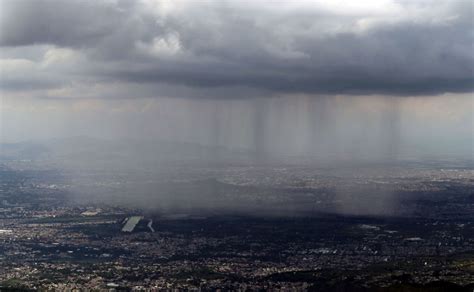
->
1, 0, 473, 217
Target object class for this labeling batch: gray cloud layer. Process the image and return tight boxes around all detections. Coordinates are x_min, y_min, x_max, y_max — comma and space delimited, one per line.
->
1, 0, 473, 97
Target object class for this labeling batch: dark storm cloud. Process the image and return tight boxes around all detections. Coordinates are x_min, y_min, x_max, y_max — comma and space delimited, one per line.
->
1, 0, 473, 97
1, 0, 132, 47
0, 78, 58, 91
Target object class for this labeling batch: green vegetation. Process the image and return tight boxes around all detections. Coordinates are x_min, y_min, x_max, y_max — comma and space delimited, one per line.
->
24, 214, 121, 224
0, 278, 31, 291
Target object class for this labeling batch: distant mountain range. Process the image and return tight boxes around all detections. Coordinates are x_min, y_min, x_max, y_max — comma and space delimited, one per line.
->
2, 136, 472, 169
0, 141, 50, 160
0, 136, 254, 166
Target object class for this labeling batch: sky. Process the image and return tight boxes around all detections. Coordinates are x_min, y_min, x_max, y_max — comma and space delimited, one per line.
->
0, 0, 473, 160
